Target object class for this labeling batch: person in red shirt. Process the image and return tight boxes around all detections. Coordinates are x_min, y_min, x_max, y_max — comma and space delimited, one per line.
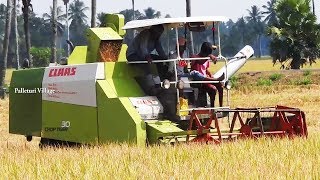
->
191, 42, 224, 107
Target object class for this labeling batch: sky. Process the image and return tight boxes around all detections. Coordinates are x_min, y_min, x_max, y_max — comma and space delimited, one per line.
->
0, 0, 320, 22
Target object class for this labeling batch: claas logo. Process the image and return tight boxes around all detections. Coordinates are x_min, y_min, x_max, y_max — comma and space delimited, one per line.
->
136, 99, 159, 105
49, 67, 77, 77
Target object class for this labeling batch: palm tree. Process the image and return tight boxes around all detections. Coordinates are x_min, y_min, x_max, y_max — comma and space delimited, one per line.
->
246, 5, 264, 58
21, 0, 32, 65
186, 0, 191, 17
131, 0, 135, 20
0, 4, 6, 19
237, 17, 246, 47
119, 9, 143, 23
62, 0, 70, 55
51, 0, 57, 63
143, 7, 161, 19
312, 0, 315, 15
68, 0, 89, 25
91, 0, 96, 27
0, 0, 12, 93
186, 0, 194, 55
0, 4, 7, 50
246, 5, 264, 23
44, 5, 65, 60
43, 6, 66, 37
97, 12, 106, 26
68, 0, 89, 45
44, 5, 66, 63
262, 0, 278, 26
13, 0, 19, 69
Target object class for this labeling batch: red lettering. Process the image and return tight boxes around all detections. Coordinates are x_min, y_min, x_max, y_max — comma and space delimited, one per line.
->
57, 68, 64, 76
64, 68, 71, 76
49, 69, 55, 77
48, 67, 77, 77
54, 69, 58, 76
70, 67, 76, 76
141, 100, 151, 105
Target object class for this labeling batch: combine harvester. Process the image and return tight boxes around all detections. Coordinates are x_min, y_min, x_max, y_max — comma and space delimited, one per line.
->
9, 14, 308, 146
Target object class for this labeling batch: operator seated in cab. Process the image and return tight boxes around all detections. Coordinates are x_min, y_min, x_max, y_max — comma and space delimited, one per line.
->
126, 24, 168, 79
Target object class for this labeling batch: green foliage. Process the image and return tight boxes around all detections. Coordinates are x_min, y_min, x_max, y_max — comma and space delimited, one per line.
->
143, 7, 161, 19
257, 78, 273, 86
294, 77, 312, 85
68, 0, 89, 45
268, 0, 320, 69
262, 0, 278, 26
269, 73, 283, 81
97, 12, 106, 26
29, 17, 50, 48
3, 83, 9, 89
30, 47, 51, 67
230, 76, 239, 88
0, 4, 6, 40
303, 70, 311, 76
43, 6, 66, 36
68, 0, 89, 25
245, 5, 265, 58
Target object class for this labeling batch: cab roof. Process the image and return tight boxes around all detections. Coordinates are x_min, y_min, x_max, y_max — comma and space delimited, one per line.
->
122, 16, 229, 30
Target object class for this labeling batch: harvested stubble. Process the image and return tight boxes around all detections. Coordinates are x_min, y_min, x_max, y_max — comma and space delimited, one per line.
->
0, 86, 319, 179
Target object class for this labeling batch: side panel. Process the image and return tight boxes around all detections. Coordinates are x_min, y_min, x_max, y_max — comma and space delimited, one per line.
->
67, 46, 88, 65
42, 63, 104, 107
96, 81, 146, 146
117, 44, 128, 62
86, 29, 101, 63
146, 120, 184, 144
105, 14, 126, 36
9, 68, 45, 136
42, 101, 98, 144
107, 78, 144, 97
105, 62, 146, 79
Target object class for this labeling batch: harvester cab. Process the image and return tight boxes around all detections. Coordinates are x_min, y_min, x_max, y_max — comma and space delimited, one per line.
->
122, 16, 254, 120
9, 14, 308, 146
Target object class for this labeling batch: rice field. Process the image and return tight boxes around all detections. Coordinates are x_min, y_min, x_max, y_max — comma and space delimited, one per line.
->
211, 58, 320, 73
0, 85, 319, 179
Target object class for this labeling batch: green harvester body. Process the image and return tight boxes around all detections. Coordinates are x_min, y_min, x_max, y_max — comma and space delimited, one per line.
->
9, 14, 183, 145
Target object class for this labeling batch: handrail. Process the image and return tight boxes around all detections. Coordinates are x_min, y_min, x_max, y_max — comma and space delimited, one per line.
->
126, 56, 231, 64
167, 80, 224, 84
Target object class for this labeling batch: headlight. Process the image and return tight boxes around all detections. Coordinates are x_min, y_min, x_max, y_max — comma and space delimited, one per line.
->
162, 79, 171, 89
176, 80, 184, 90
